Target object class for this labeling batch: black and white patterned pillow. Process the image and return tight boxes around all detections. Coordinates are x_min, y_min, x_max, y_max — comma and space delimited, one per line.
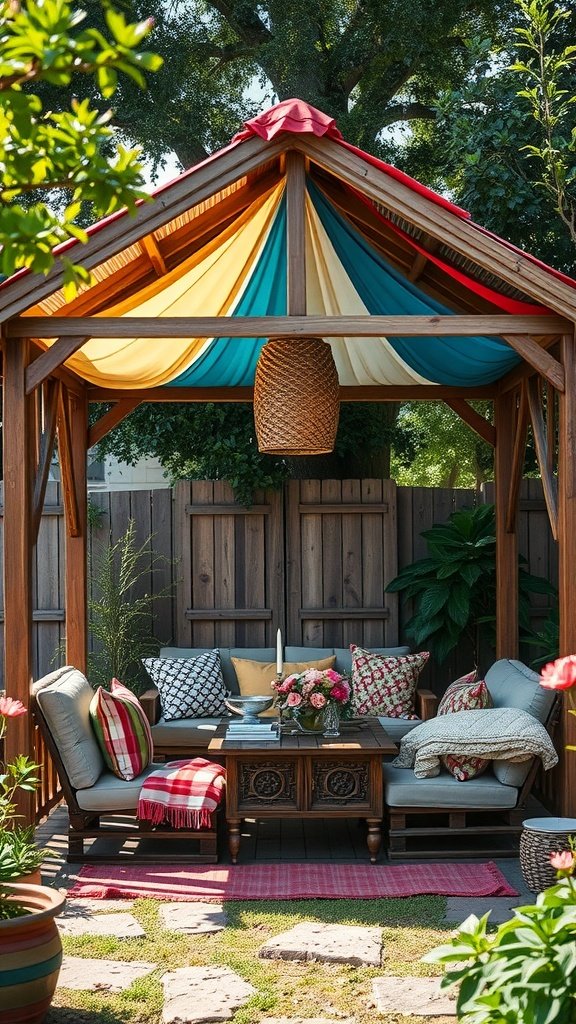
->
142, 652, 226, 721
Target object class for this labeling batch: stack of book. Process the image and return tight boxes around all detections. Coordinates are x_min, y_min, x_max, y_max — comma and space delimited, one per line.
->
225, 720, 280, 742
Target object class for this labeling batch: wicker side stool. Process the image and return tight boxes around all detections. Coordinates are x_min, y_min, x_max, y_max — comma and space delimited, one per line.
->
520, 817, 576, 892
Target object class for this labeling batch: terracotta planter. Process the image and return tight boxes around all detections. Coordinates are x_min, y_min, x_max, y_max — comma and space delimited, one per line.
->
0, 883, 66, 1024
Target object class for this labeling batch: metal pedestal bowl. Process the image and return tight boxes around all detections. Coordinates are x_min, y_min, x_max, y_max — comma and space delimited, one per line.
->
224, 695, 275, 725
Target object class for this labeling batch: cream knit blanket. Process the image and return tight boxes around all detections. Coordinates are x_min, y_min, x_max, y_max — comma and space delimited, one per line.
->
392, 707, 558, 779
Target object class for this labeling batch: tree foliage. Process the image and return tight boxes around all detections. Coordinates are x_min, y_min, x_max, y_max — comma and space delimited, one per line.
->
0, 0, 162, 290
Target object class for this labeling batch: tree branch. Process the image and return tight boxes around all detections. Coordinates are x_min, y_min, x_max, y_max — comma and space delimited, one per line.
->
380, 102, 436, 125
207, 0, 271, 48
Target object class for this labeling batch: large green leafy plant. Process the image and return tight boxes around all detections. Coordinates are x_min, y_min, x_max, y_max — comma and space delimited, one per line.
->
386, 503, 555, 664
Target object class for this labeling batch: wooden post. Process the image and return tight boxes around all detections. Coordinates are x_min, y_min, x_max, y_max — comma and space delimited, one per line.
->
285, 151, 307, 316
2, 336, 35, 822
62, 387, 88, 671
557, 331, 576, 815
494, 391, 519, 658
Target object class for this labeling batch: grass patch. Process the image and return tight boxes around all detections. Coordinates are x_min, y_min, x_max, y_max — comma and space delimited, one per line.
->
48, 895, 454, 1023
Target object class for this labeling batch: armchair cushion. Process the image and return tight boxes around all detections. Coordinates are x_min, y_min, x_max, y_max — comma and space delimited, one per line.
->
142, 651, 227, 720
384, 764, 519, 809
485, 659, 555, 722
33, 666, 104, 789
75, 762, 165, 812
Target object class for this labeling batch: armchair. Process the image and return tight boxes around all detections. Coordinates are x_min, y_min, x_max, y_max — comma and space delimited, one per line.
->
32, 666, 219, 863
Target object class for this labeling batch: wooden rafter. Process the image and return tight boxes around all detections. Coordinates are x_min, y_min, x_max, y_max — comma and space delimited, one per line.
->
408, 235, 439, 282
25, 336, 89, 394
88, 398, 143, 447
505, 382, 529, 533
87, 383, 497, 403
494, 391, 519, 656
501, 334, 564, 392
10, 314, 569, 339
0, 136, 286, 322
526, 376, 558, 539
32, 380, 61, 541
140, 234, 167, 276
295, 135, 576, 319
444, 398, 496, 446
57, 385, 80, 537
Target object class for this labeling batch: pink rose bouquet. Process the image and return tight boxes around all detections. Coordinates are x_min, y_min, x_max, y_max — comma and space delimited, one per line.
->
272, 667, 351, 714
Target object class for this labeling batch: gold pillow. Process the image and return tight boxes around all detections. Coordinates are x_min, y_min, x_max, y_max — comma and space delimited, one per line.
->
231, 656, 337, 716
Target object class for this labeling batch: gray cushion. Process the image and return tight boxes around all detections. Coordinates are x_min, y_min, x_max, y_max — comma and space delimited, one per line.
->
33, 666, 105, 790
378, 716, 421, 742
284, 647, 335, 663
384, 763, 519, 809
76, 762, 164, 811
151, 717, 221, 746
485, 659, 555, 723
333, 646, 410, 676
492, 757, 534, 788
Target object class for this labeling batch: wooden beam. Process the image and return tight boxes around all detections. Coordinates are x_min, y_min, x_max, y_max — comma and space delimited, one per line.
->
140, 233, 167, 276
57, 385, 80, 537
501, 334, 565, 392
494, 390, 519, 657
0, 136, 286, 321
294, 134, 576, 319
408, 235, 439, 282
557, 331, 576, 816
32, 380, 61, 541
88, 398, 143, 448
88, 383, 497, 402
285, 151, 307, 316
25, 336, 89, 394
65, 388, 88, 671
10, 314, 569, 339
2, 335, 35, 823
526, 376, 559, 540
444, 398, 495, 446
505, 382, 529, 533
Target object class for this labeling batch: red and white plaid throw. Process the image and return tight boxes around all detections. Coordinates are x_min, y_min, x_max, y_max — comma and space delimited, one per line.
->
138, 758, 226, 829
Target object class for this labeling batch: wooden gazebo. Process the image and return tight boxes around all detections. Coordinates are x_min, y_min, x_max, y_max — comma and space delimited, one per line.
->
2, 99, 575, 820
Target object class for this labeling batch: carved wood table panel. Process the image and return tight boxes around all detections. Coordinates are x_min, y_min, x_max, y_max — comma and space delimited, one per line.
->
208, 719, 396, 863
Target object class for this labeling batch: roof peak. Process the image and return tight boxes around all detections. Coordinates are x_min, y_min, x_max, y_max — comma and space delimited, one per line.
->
233, 98, 343, 143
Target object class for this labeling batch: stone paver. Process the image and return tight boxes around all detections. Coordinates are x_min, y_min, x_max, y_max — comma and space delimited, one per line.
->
58, 956, 157, 992
61, 898, 134, 915
162, 965, 255, 1023
159, 902, 227, 933
372, 977, 457, 1017
443, 897, 519, 925
58, 910, 145, 938
259, 922, 382, 967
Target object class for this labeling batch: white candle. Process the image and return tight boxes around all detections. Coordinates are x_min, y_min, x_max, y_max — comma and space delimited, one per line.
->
276, 628, 283, 674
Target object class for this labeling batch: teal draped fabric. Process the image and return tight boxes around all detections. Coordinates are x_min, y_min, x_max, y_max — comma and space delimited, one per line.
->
168, 199, 287, 387
309, 182, 520, 386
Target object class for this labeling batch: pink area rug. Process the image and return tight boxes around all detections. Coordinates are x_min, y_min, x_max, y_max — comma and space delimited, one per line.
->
67, 861, 517, 902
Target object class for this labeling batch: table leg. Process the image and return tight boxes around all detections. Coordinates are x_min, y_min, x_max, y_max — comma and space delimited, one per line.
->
366, 818, 382, 863
228, 818, 241, 864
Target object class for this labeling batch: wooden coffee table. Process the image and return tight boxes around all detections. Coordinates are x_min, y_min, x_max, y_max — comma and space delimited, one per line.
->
208, 719, 397, 864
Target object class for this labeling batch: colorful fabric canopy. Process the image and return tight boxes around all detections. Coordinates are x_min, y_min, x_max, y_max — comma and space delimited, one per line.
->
49, 172, 526, 389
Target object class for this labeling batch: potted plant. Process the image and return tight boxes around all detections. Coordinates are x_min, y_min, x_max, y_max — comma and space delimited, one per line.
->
0, 695, 65, 1023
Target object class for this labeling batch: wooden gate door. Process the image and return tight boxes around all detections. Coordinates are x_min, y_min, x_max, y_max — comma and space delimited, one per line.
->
285, 480, 399, 648
174, 480, 284, 647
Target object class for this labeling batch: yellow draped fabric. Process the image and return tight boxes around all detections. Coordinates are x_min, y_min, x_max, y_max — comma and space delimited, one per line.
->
42, 182, 285, 388
305, 195, 430, 387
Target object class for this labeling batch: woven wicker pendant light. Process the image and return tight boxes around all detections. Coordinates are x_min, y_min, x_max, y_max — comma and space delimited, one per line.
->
254, 336, 340, 455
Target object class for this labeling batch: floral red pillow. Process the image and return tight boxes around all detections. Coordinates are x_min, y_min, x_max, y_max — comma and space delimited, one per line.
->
350, 646, 429, 719
438, 671, 493, 781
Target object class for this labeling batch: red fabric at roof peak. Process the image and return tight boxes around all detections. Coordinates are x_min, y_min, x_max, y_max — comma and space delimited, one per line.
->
235, 98, 470, 219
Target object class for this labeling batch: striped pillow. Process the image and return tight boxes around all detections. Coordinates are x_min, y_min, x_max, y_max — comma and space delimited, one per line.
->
90, 679, 153, 781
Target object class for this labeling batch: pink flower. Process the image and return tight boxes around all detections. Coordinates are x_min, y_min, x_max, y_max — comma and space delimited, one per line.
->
550, 850, 575, 871
329, 682, 350, 703
303, 669, 323, 683
325, 668, 342, 683
540, 656, 576, 691
310, 692, 327, 708
0, 695, 27, 718
287, 692, 302, 707
302, 681, 316, 696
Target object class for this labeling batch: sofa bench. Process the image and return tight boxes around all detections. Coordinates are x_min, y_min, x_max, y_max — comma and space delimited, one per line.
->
140, 645, 439, 757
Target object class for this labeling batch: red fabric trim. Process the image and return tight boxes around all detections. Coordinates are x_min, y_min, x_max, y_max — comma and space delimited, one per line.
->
334, 182, 553, 314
